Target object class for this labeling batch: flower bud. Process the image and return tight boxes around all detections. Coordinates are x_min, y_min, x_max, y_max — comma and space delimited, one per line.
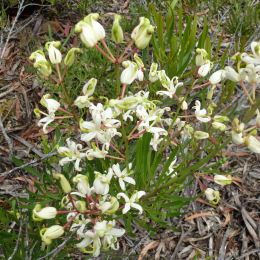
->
207, 85, 216, 100
209, 69, 225, 84
34, 60, 52, 77
75, 14, 105, 48
45, 41, 62, 64
205, 188, 220, 205
194, 131, 209, 140
98, 196, 119, 214
82, 78, 97, 96
75, 201, 87, 213
213, 115, 229, 123
40, 94, 60, 113
244, 135, 260, 154
29, 50, 46, 62
214, 175, 232, 186
34, 108, 41, 118
54, 174, 71, 194
149, 62, 159, 82
198, 60, 212, 77
255, 109, 260, 126
179, 97, 188, 110
33, 204, 57, 221
195, 48, 208, 66
134, 53, 144, 69
40, 225, 64, 245
212, 122, 227, 131
112, 14, 124, 44
131, 17, 154, 49
64, 48, 81, 67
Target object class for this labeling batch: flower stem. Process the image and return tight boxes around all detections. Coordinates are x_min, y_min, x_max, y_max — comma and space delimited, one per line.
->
101, 39, 115, 60
95, 44, 115, 63
240, 80, 254, 105
63, 212, 79, 229
118, 39, 134, 62
119, 47, 138, 63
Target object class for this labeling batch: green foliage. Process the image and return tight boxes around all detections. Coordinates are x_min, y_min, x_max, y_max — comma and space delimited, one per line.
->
225, 0, 260, 38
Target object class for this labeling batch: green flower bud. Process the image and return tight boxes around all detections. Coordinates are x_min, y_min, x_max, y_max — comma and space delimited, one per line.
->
112, 14, 124, 44
194, 131, 209, 140
212, 122, 227, 131
34, 108, 41, 118
64, 48, 81, 67
207, 85, 216, 100
134, 53, 144, 69
34, 60, 52, 77
131, 17, 154, 49
40, 225, 64, 245
213, 115, 229, 123
214, 175, 232, 186
207, 102, 217, 116
75, 201, 87, 213
33, 204, 57, 221
54, 174, 71, 194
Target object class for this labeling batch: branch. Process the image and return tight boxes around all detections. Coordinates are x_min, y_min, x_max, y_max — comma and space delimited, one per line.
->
0, 115, 13, 159
7, 200, 23, 260
0, 152, 57, 179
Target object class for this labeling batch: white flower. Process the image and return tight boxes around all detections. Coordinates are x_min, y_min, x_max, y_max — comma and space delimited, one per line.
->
117, 191, 145, 214
93, 170, 113, 195
72, 174, 93, 197
149, 62, 159, 82
40, 94, 60, 114
86, 146, 108, 160
198, 60, 211, 77
120, 61, 143, 85
195, 48, 208, 66
150, 135, 163, 151
241, 41, 260, 65
74, 96, 92, 108
38, 113, 55, 134
95, 220, 125, 250
209, 69, 226, 84
110, 163, 135, 191
224, 66, 239, 82
97, 196, 119, 214
75, 14, 105, 48
45, 41, 62, 64
33, 205, 57, 220
57, 138, 86, 171
40, 225, 64, 245
193, 100, 211, 123
76, 230, 101, 257
131, 17, 154, 49
205, 188, 220, 205
245, 135, 260, 154
194, 131, 209, 139
157, 71, 183, 98
214, 175, 232, 186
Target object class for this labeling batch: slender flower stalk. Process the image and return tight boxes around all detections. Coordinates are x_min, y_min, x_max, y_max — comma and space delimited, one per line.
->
94, 44, 115, 63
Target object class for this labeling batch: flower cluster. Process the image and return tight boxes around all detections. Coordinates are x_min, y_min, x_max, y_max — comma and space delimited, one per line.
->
31, 10, 260, 257
33, 171, 144, 256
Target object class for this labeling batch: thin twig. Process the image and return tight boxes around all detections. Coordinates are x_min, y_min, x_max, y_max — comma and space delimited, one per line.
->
0, 152, 57, 178
218, 227, 230, 260
235, 248, 260, 260
24, 214, 29, 260
8, 201, 23, 260
0, 0, 25, 62
0, 115, 13, 159
36, 229, 77, 260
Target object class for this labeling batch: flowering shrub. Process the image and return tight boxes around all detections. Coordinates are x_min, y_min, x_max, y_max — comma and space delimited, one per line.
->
28, 12, 260, 258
